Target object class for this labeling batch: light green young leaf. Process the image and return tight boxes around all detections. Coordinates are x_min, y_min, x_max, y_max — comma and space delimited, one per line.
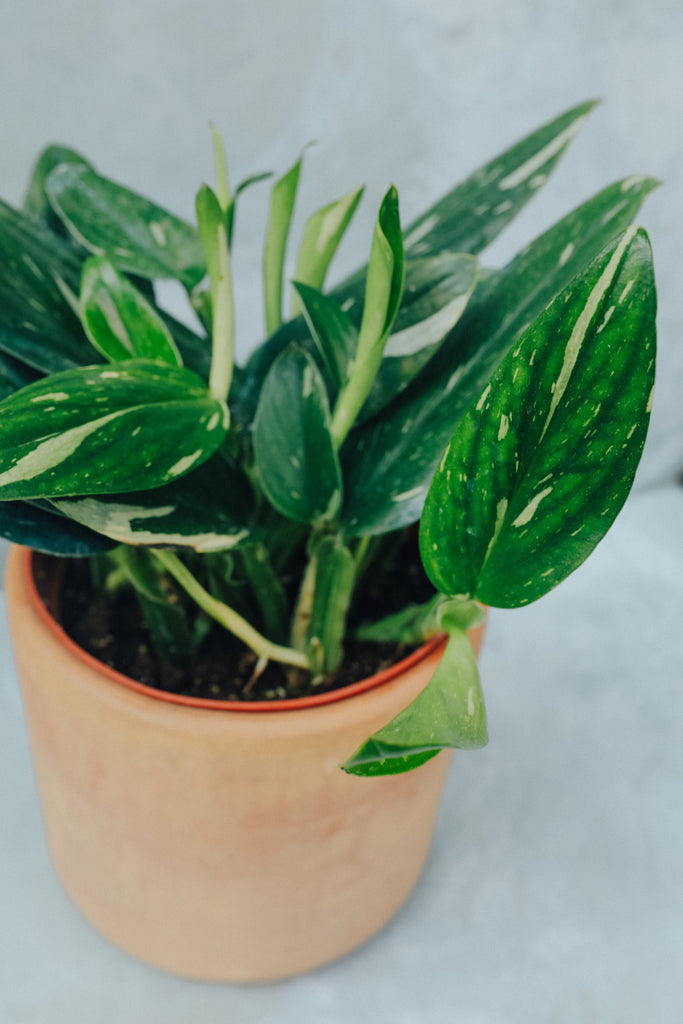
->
303, 532, 356, 676
291, 186, 364, 316
343, 608, 488, 776
330, 185, 404, 447
252, 345, 342, 523
195, 184, 235, 401
419, 227, 656, 607
0, 360, 229, 499
80, 256, 182, 366
46, 164, 206, 290
263, 155, 304, 335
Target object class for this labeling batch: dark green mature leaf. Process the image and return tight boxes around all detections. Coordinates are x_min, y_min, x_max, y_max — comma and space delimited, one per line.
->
0, 499, 115, 555
252, 346, 342, 523
51, 457, 254, 552
340, 176, 658, 537
402, 99, 598, 258
343, 609, 487, 776
81, 257, 182, 366
420, 227, 656, 607
0, 360, 228, 499
22, 145, 93, 234
292, 281, 358, 389
0, 200, 94, 373
0, 350, 39, 401
46, 164, 206, 290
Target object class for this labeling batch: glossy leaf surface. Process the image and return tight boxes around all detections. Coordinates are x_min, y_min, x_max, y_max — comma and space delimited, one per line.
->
252, 346, 342, 523
340, 177, 657, 537
292, 281, 358, 388
46, 164, 206, 290
420, 227, 656, 607
81, 257, 182, 365
0, 499, 115, 555
0, 200, 92, 373
51, 458, 254, 552
0, 361, 228, 499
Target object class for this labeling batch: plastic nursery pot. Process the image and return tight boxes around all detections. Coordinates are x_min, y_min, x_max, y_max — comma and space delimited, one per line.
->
5, 545, 485, 983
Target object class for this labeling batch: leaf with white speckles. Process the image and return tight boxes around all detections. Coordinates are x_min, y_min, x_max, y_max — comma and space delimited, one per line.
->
419, 227, 657, 607
46, 164, 206, 290
252, 345, 342, 523
81, 256, 182, 366
0, 360, 228, 499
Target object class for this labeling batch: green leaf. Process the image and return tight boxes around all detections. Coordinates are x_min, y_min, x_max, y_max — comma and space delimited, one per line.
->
291, 186, 364, 315
50, 456, 254, 552
343, 612, 488, 776
252, 345, 342, 523
225, 172, 272, 248
22, 145, 93, 234
0, 360, 229, 499
263, 155, 304, 335
402, 99, 599, 258
195, 184, 235, 401
80, 256, 182, 366
330, 185, 404, 447
0, 200, 93, 373
291, 281, 359, 388
45, 164, 206, 290
419, 227, 656, 607
0, 499, 115, 555
339, 176, 658, 538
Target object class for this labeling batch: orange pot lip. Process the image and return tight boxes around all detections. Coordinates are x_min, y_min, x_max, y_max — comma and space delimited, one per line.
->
21, 546, 446, 714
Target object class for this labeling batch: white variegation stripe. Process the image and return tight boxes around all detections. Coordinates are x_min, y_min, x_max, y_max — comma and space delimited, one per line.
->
498, 116, 589, 191
52, 497, 250, 552
0, 410, 128, 488
403, 214, 439, 250
540, 226, 637, 440
384, 291, 472, 358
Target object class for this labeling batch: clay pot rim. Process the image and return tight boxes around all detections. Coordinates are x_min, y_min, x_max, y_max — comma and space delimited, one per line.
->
21, 546, 446, 715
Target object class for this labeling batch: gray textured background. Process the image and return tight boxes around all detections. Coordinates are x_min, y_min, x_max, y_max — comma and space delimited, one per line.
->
1, 2, 682, 1021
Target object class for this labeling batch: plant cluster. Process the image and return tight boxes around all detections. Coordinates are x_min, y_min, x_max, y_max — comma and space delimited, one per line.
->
0, 102, 657, 773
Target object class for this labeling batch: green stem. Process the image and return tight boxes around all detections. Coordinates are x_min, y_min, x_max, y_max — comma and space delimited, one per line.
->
152, 550, 310, 670
208, 219, 235, 403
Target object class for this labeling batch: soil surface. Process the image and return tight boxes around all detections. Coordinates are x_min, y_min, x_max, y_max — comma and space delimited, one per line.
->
33, 538, 435, 703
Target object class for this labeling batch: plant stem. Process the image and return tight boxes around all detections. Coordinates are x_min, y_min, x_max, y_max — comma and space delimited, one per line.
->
152, 550, 310, 670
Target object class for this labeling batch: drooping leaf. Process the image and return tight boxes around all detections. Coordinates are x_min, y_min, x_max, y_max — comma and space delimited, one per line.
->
51, 456, 254, 552
253, 345, 342, 523
0, 200, 94, 373
0, 360, 228, 499
402, 99, 599, 258
339, 176, 658, 537
0, 498, 115, 555
263, 154, 304, 334
291, 186, 364, 316
343, 610, 488, 776
45, 164, 206, 290
80, 256, 182, 366
420, 227, 656, 607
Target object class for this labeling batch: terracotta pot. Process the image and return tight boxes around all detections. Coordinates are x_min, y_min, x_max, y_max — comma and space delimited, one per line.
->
5, 545, 485, 982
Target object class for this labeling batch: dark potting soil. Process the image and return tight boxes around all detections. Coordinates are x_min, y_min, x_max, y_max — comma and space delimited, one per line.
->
33, 540, 435, 703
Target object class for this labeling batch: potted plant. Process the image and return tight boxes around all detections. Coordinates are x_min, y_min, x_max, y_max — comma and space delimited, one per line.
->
0, 101, 657, 981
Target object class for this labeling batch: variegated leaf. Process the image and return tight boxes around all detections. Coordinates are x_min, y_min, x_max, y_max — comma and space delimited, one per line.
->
0, 360, 228, 499
45, 164, 206, 290
402, 99, 598, 258
419, 227, 656, 607
291, 185, 364, 316
0, 200, 93, 373
0, 499, 115, 555
263, 154, 303, 334
80, 256, 182, 366
339, 177, 658, 537
51, 458, 254, 552
252, 346, 342, 523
